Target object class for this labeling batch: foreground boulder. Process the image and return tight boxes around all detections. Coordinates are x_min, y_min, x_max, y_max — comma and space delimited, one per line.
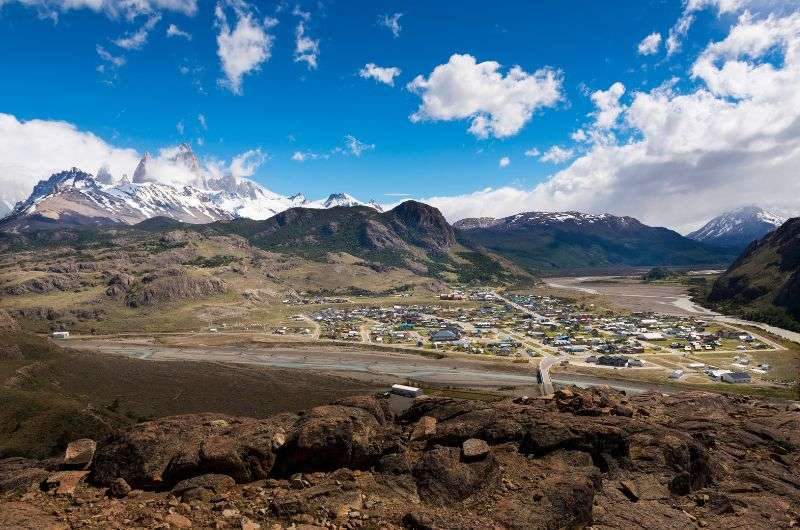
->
91, 412, 296, 488
2, 387, 797, 529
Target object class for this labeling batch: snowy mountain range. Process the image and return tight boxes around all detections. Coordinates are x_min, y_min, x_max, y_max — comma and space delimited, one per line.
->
0, 144, 381, 231
454, 210, 736, 270
687, 206, 785, 250
453, 211, 639, 231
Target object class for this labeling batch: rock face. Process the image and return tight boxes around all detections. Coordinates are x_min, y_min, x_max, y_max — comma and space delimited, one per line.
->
91, 412, 297, 488
122, 269, 227, 307
2, 388, 799, 529
63, 439, 96, 469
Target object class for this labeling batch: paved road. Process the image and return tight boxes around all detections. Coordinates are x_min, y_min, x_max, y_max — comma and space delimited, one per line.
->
538, 356, 558, 396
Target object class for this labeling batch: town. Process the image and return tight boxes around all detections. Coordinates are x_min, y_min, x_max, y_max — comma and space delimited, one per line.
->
254, 287, 787, 391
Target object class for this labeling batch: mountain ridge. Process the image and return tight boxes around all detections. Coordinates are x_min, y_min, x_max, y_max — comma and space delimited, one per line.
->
455, 210, 736, 271
687, 205, 785, 250
705, 216, 800, 331
0, 149, 382, 232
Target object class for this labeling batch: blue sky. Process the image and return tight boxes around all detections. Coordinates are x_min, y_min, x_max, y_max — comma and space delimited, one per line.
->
1, 0, 799, 230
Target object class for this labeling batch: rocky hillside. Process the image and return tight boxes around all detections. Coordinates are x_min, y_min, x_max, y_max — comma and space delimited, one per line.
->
688, 206, 785, 251
202, 201, 514, 281
706, 217, 800, 331
1, 387, 798, 529
0, 202, 531, 333
455, 211, 736, 271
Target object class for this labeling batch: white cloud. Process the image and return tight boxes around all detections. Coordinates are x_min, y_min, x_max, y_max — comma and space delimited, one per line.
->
420, 9, 800, 232
407, 54, 563, 139
228, 148, 266, 178
638, 32, 662, 55
293, 20, 319, 69
589, 82, 626, 129
291, 150, 329, 162
499, 156, 510, 168
524, 148, 540, 157
571, 129, 587, 142
176, 120, 184, 135
197, 113, 207, 130
379, 12, 402, 38
0, 0, 197, 20
539, 145, 574, 164
667, 0, 743, 56
215, 0, 277, 94
0, 111, 277, 216
166, 23, 191, 40
344, 134, 374, 156
96, 44, 125, 67
113, 13, 160, 50
359, 63, 401, 86
0, 112, 140, 214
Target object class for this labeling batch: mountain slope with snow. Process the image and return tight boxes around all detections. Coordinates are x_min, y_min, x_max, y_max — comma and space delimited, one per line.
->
455, 210, 736, 270
0, 145, 380, 232
687, 206, 785, 250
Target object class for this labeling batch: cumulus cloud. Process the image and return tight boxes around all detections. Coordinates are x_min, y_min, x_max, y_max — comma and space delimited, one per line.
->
359, 63, 401, 86
589, 82, 626, 129
539, 146, 574, 164
228, 148, 266, 178
638, 32, 662, 55
667, 0, 742, 56
166, 23, 191, 39
571, 129, 587, 142
0, 112, 275, 215
215, 0, 277, 94
499, 156, 510, 168
197, 113, 207, 130
420, 8, 800, 232
0, 112, 139, 213
407, 54, 563, 139
524, 148, 540, 157
176, 120, 184, 135
379, 12, 402, 38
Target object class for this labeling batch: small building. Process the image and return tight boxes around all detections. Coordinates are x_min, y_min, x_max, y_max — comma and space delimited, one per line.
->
597, 355, 629, 367
721, 371, 751, 384
390, 384, 423, 397
52, 331, 70, 339
638, 332, 665, 341
430, 329, 460, 342
707, 369, 732, 381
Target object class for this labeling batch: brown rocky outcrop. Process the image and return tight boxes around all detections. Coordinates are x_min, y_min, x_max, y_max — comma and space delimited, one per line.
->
124, 269, 227, 307
1, 387, 798, 529
91, 412, 297, 488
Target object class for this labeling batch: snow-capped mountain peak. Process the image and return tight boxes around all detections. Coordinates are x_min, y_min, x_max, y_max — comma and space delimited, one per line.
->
320, 193, 363, 208
305, 193, 382, 211
687, 206, 786, 249
1, 160, 381, 231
